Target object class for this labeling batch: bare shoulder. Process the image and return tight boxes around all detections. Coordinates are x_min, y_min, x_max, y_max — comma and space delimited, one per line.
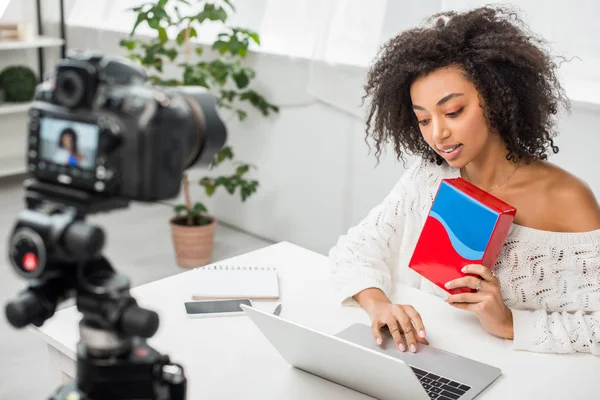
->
537, 162, 600, 232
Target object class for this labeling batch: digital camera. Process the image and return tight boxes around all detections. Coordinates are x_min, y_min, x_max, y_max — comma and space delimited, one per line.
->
26, 51, 226, 202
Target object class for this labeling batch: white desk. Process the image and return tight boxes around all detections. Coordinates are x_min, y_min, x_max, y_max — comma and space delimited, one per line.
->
32, 242, 599, 399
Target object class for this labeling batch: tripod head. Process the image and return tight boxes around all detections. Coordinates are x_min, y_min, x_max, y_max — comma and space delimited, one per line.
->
5, 181, 186, 399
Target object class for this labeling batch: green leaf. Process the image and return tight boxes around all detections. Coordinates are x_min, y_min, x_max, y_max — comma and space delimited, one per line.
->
176, 29, 186, 45
215, 146, 234, 164
131, 12, 148, 35
165, 47, 178, 61
239, 90, 280, 116
174, 205, 188, 213
119, 39, 137, 50
220, 90, 237, 102
214, 177, 228, 186
183, 64, 211, 87
193, 202, 207, 213
158, 27, 168, 43
236, 165, 250, 175
232, 70, 250, 89
212, 40, 229, 55
248, 32, 261, 46
205, 185, 216, 196
235, 109, 247, 121
158, 0, 169, 7
195, 47, 204, 56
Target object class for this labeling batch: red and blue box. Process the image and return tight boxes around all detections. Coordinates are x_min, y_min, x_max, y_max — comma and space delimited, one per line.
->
409, 178, 516, 294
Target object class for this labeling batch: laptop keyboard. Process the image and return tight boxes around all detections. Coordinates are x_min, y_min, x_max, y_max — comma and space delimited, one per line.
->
411, 367, 471, 400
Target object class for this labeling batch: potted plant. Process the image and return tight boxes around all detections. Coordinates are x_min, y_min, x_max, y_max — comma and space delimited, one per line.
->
120, 0, 278, 267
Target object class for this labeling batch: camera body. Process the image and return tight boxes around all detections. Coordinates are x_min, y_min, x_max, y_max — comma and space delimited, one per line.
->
27, 51, 225, 202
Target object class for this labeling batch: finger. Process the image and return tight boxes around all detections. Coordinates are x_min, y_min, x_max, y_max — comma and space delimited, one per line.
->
392, 308, 419, 353
447, 292, 485, 304
462, 264, 494, 281
384, 317, 407, 352
445, 276, 484, 291
402, 306, 429, 345
371, 320, 384, 346
448, 302, 477, 312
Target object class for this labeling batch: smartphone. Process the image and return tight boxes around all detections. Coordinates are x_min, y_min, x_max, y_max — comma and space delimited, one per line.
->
184, 299, 253, 318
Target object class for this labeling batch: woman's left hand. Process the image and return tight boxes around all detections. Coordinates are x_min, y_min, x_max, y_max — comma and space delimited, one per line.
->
445, 264, 514, 339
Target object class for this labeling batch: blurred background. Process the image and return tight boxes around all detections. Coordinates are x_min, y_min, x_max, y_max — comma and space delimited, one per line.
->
0, 0, 599, 398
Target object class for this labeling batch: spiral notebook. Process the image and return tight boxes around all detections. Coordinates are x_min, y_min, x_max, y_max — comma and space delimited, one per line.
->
191, 264, 280, 300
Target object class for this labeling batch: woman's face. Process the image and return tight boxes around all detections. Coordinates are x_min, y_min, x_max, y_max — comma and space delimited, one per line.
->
410, 66, 499, 169
62, 134, 74, 152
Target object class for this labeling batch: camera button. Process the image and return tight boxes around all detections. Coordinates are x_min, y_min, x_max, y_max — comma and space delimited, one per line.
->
57, 174, 72, 185
96, 166, 106, 179
94, 181, 106, 192
28, 150, 37, 158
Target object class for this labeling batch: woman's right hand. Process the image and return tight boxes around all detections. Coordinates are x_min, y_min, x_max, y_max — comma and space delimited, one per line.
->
355, 288, 429, 353
368, 302, 429, 353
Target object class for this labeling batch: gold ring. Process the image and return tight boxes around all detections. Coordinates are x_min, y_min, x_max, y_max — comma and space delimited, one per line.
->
403, 327, 413, 334
475, 279, 482, 291
389, 328, 399, 334
487, 271, 496, 282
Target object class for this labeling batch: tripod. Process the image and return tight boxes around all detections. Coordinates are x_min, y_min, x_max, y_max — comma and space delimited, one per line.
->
5, 180, 186, 400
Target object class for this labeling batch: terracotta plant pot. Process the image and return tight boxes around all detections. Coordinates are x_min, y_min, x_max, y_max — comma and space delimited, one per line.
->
170, 216, 217, 268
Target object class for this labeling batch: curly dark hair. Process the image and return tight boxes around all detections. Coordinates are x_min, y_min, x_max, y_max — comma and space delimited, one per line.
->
363, 5, 571, 166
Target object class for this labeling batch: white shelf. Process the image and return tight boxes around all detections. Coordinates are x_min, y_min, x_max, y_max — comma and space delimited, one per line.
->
0, 36, 64, 51
0, 102, 32, 115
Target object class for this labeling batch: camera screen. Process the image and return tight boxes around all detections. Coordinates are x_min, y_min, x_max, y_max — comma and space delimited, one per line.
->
38, 117, 99, 171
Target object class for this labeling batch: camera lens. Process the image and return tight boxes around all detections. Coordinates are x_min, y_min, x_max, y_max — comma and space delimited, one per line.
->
55, 70, 85, 108
174, 87, 227, 169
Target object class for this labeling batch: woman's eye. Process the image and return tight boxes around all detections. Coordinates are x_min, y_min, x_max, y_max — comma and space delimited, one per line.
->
446, 107, 464, 118
418, 119, 430, 126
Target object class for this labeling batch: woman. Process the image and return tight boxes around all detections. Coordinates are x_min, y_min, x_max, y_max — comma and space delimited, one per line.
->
328, 6, 600, 356
54, 127, 84, 167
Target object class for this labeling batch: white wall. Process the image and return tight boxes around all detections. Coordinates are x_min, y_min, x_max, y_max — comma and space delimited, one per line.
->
2, 5, 600, 257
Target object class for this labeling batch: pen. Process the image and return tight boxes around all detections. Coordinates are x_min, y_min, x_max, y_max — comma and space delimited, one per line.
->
273, 304, 282, 316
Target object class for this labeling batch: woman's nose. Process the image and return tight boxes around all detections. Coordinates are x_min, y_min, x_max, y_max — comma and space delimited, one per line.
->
432, 120, 451, 142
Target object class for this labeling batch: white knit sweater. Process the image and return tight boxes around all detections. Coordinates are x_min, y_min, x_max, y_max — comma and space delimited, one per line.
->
328, 157, 600, 355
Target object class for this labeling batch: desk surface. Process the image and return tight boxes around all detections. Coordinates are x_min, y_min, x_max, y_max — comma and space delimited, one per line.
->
33, 242, 599, 399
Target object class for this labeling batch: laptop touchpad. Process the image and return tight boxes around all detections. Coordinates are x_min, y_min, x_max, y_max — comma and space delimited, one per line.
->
334, 323, 497, 385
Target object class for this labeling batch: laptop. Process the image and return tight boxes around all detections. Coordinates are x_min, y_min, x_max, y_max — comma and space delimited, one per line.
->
241, 304, 501, 400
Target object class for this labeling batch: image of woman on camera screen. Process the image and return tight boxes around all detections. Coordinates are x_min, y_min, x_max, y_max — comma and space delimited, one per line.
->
53, 128, 85, 167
